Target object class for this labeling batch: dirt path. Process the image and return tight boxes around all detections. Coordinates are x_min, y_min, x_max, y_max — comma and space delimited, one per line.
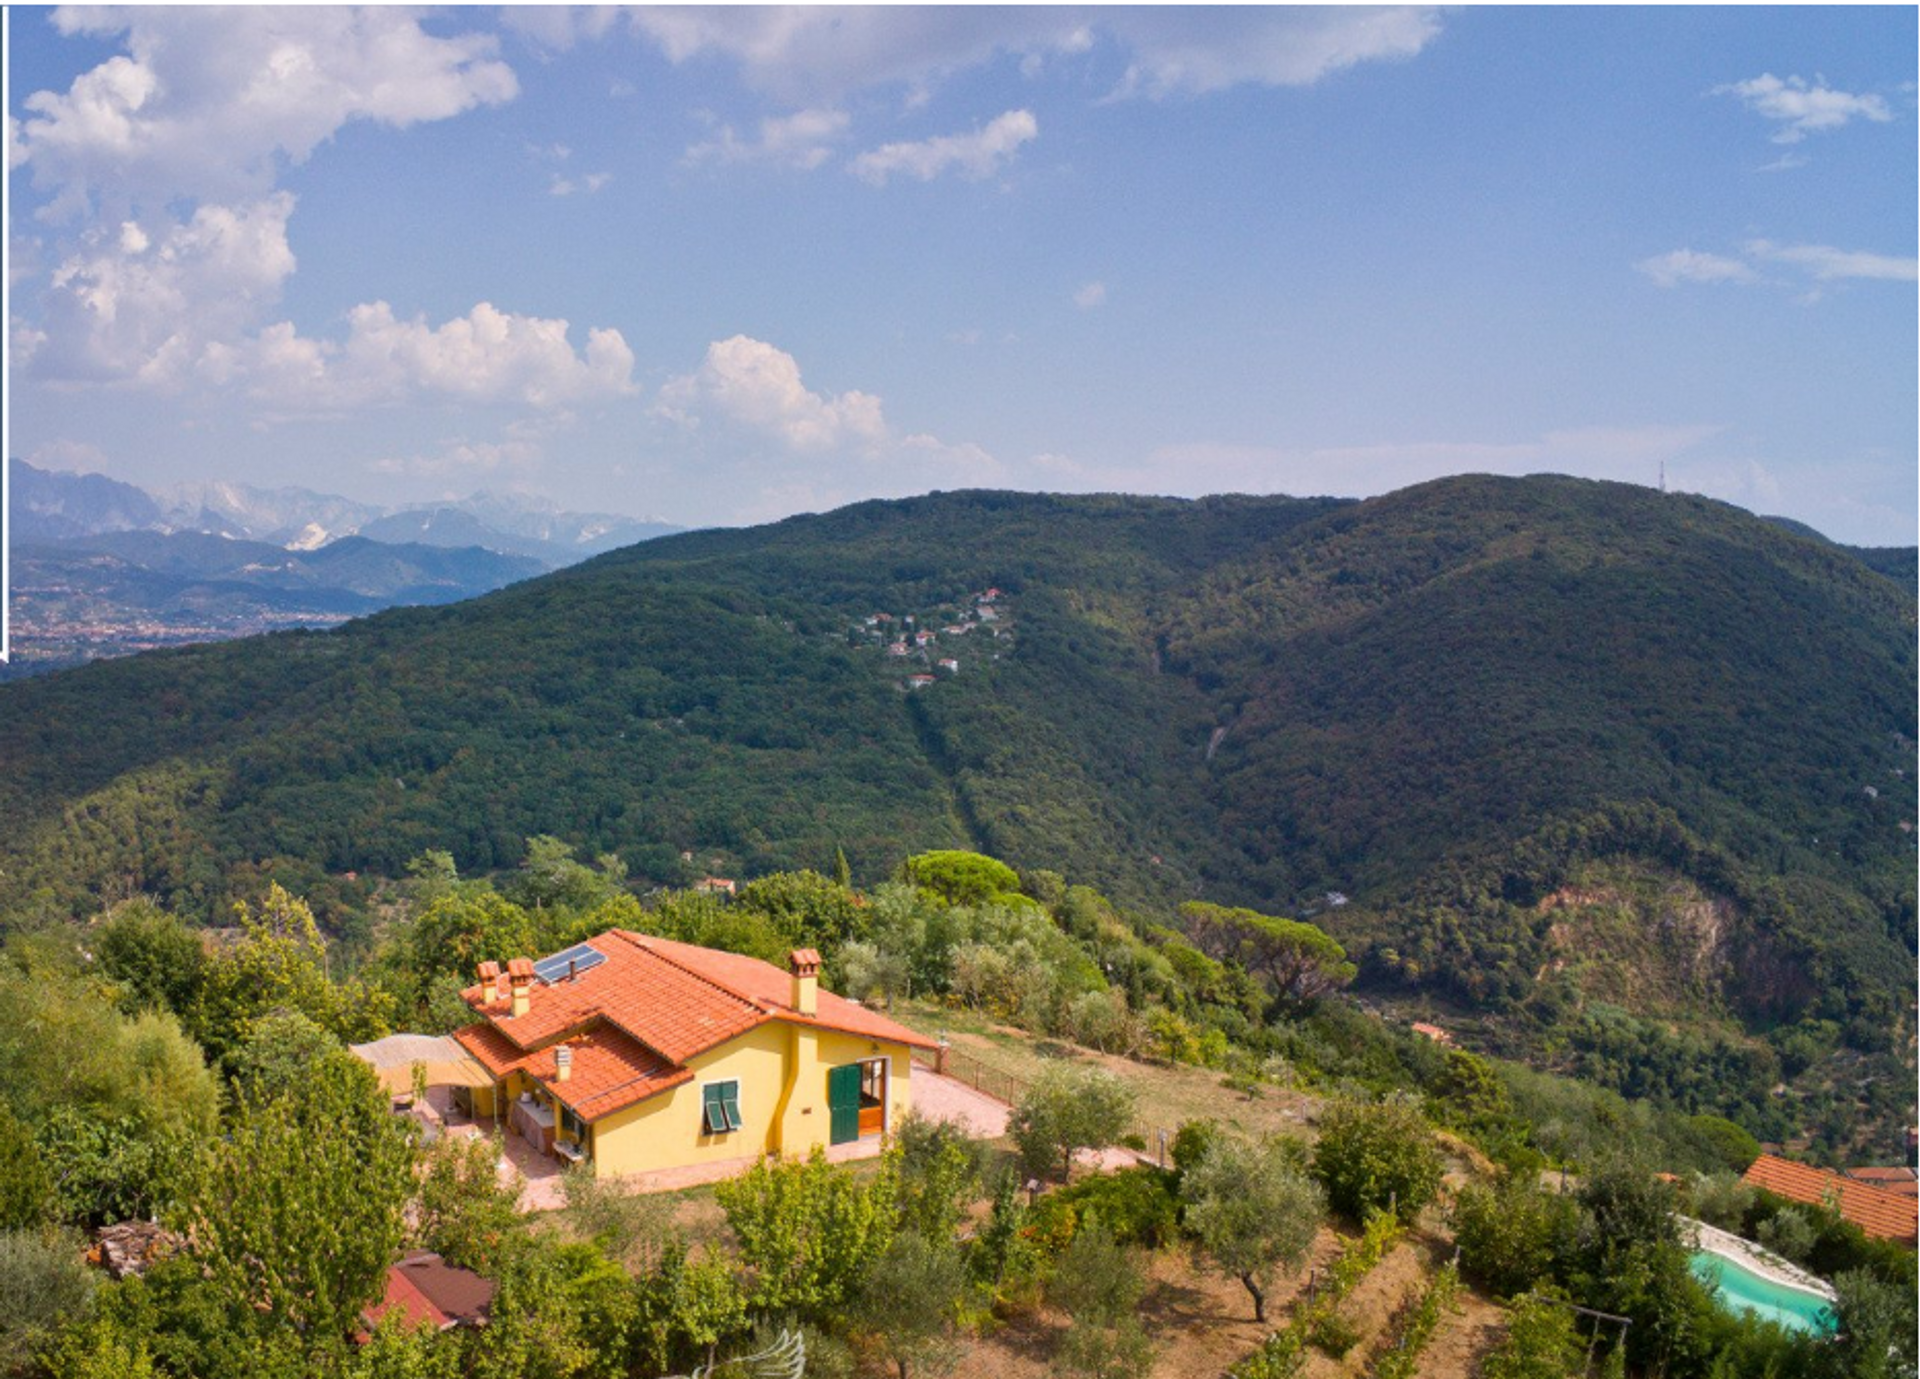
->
1419, 1285, 1509, 1379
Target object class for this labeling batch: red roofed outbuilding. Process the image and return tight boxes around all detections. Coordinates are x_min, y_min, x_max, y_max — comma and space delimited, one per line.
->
362, 1251, 495, 1335
1742, 1154, 1918, 1246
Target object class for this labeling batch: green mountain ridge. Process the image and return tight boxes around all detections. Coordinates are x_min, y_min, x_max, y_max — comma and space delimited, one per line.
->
1, 475, 1912, 1137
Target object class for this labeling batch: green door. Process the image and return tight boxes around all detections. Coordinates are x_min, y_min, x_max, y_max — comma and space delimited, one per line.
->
827, 1063, 862, 1146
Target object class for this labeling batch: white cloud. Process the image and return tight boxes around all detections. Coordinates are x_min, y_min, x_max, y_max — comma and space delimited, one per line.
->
686, 108, 851, 170
549, 172, 612, 196
851, 110, 1037, 186
628, 8, 1441, 104
1635, 249, 1758, 288
35, 194, 301, 384
16, 8, 518, 216
309, 302, 634, 409
26, 439, 112, 474
27, 197, 635, 409
8, 9, 637, 421
1715, 73, 1893, 144
369, 435, 543, 478
652, 336, 1006, 503
631, 9, 1076, 105
1104, 7, 1441, 99
1638, 241, 1917, 292
1745, 240, 1918, 283
1073, 281, 1107, 309
499, 6, 625, 54
656, 336, 886, 452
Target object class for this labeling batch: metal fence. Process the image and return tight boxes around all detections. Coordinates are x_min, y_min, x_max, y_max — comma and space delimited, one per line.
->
929, 1043, 1171, 1168
937, 1044, 1032, 1108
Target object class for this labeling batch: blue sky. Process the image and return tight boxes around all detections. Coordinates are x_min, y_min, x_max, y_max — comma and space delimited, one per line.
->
6, 5, 1916, 542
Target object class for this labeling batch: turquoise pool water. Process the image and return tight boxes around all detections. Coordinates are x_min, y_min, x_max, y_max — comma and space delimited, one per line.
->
1689, 1251, 1837, 1335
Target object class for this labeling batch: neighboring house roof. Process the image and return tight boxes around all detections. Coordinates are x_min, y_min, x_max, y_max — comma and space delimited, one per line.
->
457, 929, 936, 1122
1843, 1166, 1919, 1198
1743, 1154, 1919, 1244
364, 1251, 495, 1334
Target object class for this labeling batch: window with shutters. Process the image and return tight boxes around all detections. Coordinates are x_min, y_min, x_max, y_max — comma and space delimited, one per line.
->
701, 1080, 743, 1135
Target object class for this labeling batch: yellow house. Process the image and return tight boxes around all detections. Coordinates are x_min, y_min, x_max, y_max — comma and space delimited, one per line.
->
451, 932, 935, 1178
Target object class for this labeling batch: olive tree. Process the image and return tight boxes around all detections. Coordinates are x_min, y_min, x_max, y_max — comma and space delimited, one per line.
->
1009, 1064, 1136, 1184
1181, 1135, 1325, 1322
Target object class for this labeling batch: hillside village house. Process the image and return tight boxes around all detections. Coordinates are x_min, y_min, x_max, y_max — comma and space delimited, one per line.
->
448, 932, 935, 1178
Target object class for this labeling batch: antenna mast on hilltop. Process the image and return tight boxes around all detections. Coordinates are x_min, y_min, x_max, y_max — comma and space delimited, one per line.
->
1659, 460, 1667, 494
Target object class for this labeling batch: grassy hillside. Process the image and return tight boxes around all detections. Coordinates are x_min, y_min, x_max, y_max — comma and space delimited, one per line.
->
0, 477, 1911, 1114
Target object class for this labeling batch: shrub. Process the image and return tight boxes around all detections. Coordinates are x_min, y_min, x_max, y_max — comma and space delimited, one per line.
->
1686, 1170, 1754, 1232
0, 1228, 97, 1373
1170, 1119, 1220, 1176
1048, 1216, 1145, 1326
1480, 1291, 1583, 1379
894, 1112, 986, 1241
1451, 1176, 1577, 1299
1756, 1205, 1817, 1265
970, 1172, 1042, 1303
714, 1147, 898, 1320
1051, 1167, 1183, 1249
1311, 1097, 1443, 1224
1231, 1328, 1307, 1379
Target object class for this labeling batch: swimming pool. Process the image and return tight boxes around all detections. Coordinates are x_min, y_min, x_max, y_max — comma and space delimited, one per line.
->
1689, 1251, 1837, 1335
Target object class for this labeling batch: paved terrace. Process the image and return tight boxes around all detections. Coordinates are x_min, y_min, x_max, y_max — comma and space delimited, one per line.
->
408, 1058, 1142, 1211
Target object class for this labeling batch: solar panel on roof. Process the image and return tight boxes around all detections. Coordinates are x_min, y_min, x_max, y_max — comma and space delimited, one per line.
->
533, 942, 607, 985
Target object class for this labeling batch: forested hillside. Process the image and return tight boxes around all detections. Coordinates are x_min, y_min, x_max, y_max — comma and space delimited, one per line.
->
0, 476, 1912, 1147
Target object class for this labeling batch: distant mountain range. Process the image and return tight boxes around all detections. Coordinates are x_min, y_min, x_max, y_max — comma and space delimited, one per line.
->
14, 459, 681, 563
6, 458, 683, 676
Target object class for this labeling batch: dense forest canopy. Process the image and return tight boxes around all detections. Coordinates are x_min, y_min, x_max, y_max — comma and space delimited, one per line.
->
0, 475, 1912, 1151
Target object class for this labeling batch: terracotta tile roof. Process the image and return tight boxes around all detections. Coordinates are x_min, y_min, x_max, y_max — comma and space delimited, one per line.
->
363, 1251, 494, 1334
461, 930, 766, 1062
461, 929, 937, 1067
1844, 1167, 1919, 1197
1743, 1154, 1918, 1244
623, 932, 938, 1051
453, 1021, 690, 1119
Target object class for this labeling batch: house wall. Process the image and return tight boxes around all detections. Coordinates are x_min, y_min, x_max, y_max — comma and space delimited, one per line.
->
587, 1022, 915, 1178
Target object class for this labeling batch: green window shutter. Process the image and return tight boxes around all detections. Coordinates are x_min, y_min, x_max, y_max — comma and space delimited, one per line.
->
827, 1063, 862, 1146
721, 1085, 743, 1133
702, 1082, 730, 1135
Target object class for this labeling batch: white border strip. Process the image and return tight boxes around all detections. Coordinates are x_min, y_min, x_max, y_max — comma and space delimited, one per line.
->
3, 5, 12, 664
